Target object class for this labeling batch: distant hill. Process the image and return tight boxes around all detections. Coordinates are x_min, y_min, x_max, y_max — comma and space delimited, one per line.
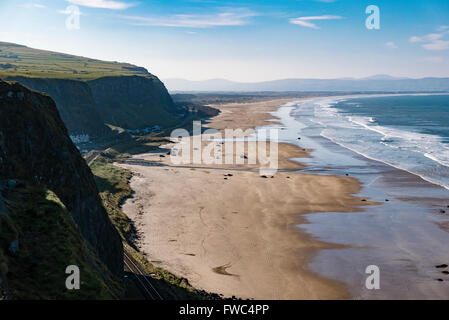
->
360, 74, 409, 81
0, 42, 179, 137
164, 76, 449, 92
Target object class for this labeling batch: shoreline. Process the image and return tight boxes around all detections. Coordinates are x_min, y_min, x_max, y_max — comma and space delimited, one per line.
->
272, 97, 449, 299
117, 94, 449, 299
117, 97, 376, 299
293, 93, 449, 191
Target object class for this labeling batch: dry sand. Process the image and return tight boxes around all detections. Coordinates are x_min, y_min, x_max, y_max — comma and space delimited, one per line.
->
117, 98, 375, 299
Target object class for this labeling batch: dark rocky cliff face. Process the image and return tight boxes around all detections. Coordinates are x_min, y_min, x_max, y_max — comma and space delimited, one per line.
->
0, 80, 123, 276
0, 43, 182, 139
88, 75, 180, 130
2, 75, 181, 138
4, 76, 110, 138
0, 183, 121, 299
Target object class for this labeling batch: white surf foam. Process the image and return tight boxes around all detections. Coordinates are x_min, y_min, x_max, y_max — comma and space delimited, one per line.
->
307, 97, 449, 190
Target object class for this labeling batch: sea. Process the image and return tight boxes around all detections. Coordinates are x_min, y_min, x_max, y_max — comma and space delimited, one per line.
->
301, 94, 449, 190
266, 94, 449, 299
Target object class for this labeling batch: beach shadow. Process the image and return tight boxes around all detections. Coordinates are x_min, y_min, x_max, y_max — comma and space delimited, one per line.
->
212, 263, 239, 277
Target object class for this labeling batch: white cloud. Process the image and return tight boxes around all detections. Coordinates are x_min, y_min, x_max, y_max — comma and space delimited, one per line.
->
422, 40, 449, 51
410, 27, 449, 51
67, 0, 136, 10
290, 20, 319, 29
122, 10, 256, 28
410, 33, 444, 43
58, 8, 84, 15
23, 3, 46, 9
422, 56, 444, 63
385, 41, 398, 49
290, 15, 343, 29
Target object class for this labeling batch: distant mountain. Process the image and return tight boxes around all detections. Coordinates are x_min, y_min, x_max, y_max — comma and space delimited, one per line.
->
360, 74, 409, 80
0, 42, 179, 136
164, 76, 449, 92
165, 78, 239, 92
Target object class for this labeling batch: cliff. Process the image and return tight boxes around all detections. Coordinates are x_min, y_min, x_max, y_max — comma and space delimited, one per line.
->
0, 42, 181, 138
4, 76, 110, 138
88, 75, 180, 130
0, 183, 121, 299
1, 75, 180, 138
0, 80, 123, 276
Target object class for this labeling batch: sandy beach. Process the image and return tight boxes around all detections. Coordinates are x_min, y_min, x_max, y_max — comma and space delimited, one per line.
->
117, 98, 378, 299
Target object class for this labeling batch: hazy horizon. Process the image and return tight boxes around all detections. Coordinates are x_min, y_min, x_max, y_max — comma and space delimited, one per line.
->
162, 75, 448, 82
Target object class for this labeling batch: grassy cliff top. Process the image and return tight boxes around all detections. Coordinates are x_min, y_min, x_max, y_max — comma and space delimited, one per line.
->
0, 42, 151, 80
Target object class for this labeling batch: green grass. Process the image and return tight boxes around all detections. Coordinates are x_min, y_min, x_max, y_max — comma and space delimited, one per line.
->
90, 124, 173, 160
0, 182, 122, 299
89, 156, 133, 241
107, 135, 172, 157
0, 42, 150, 80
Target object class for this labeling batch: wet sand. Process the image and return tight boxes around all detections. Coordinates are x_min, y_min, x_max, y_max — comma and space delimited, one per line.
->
269, 98, 449, 299
117, 98, 376, 299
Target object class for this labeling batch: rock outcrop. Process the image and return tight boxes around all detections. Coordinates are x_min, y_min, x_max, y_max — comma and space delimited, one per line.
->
0, 182, 120, 299
0, 42, 182, 138
4, 76, 110, 138
88, 75, 180, 130
0, 80, 123, 276
1, 74, 181, 138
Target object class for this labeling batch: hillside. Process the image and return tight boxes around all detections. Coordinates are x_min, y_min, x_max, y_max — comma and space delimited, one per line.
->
0, 80, 123, 277
4, 76, 110, 137
87, 76, 180, 130
0, 42, 149, 80
0, 42, 180, 137
0, 183, 121, 299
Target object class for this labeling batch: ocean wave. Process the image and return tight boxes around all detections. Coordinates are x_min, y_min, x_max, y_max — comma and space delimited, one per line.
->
319, 130, 449, 190
310, 97, 449, 189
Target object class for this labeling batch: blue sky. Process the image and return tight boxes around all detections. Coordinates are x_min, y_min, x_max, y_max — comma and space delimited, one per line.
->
0, 0, 448, 81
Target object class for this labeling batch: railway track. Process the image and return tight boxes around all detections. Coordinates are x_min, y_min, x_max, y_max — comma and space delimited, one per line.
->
124, 250, 163, 300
